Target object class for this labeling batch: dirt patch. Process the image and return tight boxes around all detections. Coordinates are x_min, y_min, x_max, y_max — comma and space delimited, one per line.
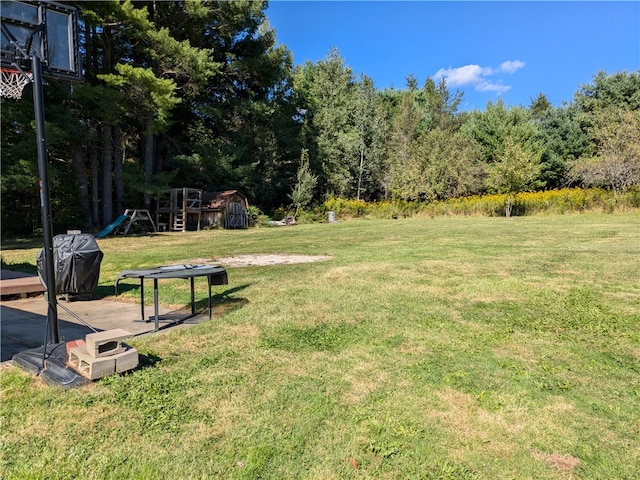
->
218, 254, 333, 267
184, 254, 333, 268
534, 452, 580, 475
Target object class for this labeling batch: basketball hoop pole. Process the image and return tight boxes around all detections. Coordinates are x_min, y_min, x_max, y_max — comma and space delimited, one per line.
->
3, 1, 82, 348
32, 53, 59, 345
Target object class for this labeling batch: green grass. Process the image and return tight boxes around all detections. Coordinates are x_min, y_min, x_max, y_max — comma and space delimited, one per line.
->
1, 213, 639, 479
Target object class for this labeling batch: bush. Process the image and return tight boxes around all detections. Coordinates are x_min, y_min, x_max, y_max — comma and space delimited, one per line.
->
247, 205, 270, 227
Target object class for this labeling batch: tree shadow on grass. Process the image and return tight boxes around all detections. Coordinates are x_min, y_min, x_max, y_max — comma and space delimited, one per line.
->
100, 283, 252, 323
94, 283, 137, 299
0, 237, 43, 251
0, 260, 38, 275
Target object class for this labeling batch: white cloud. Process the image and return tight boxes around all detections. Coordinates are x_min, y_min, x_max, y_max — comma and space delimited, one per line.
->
499, 60, 525, 74
433, 60, 525, 93
433, 64, 486, 87
476, 81, 511, 93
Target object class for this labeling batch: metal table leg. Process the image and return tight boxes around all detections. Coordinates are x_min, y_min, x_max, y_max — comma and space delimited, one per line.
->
140, 277, 146, 321
153, 278, 159, 331
190, 277, 196, 315
208, 275, 212, 319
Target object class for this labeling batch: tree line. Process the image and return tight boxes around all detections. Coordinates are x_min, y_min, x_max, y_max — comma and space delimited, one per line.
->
2, 0, 639, 235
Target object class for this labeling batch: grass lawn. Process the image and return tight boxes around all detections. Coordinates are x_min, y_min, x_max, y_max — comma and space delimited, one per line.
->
1, 213, 639, 479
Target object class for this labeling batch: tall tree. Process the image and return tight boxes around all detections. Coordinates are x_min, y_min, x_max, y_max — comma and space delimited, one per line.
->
388, 77, 425, 200
570, 71, 640, 194
462, 99, 537, 164
487, 134, 544, 216
529, 97, 590, 189
390, 78, 482, 201
178, 0, 295, 208
354, 74, 379, 200
314, 48, 359, 197
574, 70, 640, 114
78, 1, 141, 225
462, 99, 544, 194
289, 148, 317, 220
293, 48, 359, 198
423, 77, 463, 131
96, 1, 218, 210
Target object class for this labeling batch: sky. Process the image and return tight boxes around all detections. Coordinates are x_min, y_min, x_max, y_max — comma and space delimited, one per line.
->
265, 1, 640, 111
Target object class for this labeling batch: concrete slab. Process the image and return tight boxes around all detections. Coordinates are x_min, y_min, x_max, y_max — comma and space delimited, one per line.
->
1, 296, 195, 363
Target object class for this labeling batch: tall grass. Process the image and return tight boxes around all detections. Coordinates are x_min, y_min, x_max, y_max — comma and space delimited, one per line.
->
1, 213, 639, 479
321, 187, 640, 220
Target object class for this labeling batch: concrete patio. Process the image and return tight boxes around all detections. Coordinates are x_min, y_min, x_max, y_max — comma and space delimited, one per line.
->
1, 294, 193, 364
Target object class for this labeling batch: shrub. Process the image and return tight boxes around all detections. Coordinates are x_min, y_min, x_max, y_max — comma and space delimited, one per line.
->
247, 205, 270, 227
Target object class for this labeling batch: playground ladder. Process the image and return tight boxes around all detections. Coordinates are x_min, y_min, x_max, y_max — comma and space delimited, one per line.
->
173, 212, 186, 231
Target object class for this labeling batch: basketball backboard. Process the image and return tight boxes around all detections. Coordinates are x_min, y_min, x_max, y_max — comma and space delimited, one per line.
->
1, 0, 81, 80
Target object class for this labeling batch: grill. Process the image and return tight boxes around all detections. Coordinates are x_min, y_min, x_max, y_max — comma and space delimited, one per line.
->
37, 234, 104, 299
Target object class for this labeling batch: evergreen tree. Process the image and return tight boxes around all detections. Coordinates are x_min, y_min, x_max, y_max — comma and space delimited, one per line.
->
423, 77, 463, 131
388, 77, 424, 200
292, 48, 359, 198
574, 70, 640, 113
289, 149, 317, 220
389, 77, 480, 201
182, 0, 296, 208
530, 98, 590, 189
462, 99, 544, 194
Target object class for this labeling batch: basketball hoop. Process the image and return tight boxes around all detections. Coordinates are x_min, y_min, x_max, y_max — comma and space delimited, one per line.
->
0, 68, 32, 99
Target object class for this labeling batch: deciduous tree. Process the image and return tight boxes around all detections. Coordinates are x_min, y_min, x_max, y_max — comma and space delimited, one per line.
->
487, 135, 544, 216
571, 108, 640, 195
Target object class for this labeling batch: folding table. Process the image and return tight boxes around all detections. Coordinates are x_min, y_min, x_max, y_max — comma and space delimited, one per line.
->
115, 265, 228, 331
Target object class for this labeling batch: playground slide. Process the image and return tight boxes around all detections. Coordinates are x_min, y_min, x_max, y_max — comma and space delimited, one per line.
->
95, 214, 129, 239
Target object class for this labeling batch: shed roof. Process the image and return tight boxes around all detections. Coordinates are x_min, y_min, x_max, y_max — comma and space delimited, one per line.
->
202, 190, 248, 210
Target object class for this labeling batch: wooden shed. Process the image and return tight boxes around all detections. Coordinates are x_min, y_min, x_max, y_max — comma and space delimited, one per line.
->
201, 190, 249, 229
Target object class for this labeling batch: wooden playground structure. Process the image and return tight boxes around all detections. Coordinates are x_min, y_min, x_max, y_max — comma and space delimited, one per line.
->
95, 188, 249, 237
156, 188, 249, 232
155, 188, 203, 232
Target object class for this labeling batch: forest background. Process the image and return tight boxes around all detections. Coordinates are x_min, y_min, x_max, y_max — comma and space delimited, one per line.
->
1, 0, 639, 237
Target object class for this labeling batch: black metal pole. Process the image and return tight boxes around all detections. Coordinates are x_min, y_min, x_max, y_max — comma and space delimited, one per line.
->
32, 54, 59, 344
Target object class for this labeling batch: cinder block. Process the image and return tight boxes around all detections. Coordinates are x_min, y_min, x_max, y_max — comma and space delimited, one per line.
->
114, 347, 139, 373
85, 329, 132, 358
68, 345, 116, 380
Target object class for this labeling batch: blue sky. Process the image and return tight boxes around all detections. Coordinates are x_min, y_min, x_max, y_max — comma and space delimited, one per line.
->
265, 1, 640, 111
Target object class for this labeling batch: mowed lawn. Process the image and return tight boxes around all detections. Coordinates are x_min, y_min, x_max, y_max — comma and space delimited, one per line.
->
1, 213, 639, 479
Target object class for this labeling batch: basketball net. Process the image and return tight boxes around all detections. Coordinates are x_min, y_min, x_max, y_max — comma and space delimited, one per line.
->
0, 68, 32, 99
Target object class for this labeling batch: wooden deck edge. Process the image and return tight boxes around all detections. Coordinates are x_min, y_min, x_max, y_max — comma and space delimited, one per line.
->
0, 277, 47, 296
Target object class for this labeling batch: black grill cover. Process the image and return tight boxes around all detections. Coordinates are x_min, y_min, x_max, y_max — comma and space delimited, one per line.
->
37, 234, 104, 295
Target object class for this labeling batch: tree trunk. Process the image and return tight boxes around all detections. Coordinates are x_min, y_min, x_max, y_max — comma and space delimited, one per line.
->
102, 124, 114, 225
71, 145, 92, 230
143, 115, 155, 209
505, 196, 513, 218
90, 139, 100, 229
155, 134, 166, 174
113, 126, 125, 215
357, 145, 364, 201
